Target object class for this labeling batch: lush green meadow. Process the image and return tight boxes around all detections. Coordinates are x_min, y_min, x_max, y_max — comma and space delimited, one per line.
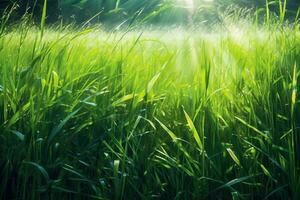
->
1, 16, 300, 199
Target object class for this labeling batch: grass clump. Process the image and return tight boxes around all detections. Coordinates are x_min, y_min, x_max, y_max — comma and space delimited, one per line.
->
0, 14, 300, 200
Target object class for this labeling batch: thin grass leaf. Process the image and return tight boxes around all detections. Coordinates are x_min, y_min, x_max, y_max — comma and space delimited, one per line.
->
242, 139, 285, 172
226, 148, 241, 166
155, 117, 194, 168
214, 174, 257, 192
263, 184, 288, 200
112, 94, 137, 107
47, 108, 81, 144
235, 116, 270, 141
291, 63, 297, 108
40, 0, 47, 38
23, 161, 50, 182
147, 72, 161, 94
260, 163, 276, 182
183, 109, 203, 150
6, 102, 30, 129
155, 118, 177, 141
10, 130, 25, 141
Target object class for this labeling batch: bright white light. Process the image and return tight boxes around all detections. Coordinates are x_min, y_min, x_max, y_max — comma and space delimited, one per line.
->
184, 0, 195, 9
180, 0, 215, 11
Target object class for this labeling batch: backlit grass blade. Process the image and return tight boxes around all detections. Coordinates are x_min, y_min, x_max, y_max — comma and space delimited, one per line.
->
113, 160, 121, 200
226, 148, 241, 167
155, 118, 177, 141
112, 94, 137, 107
235, 116, 270, 141
183, 109, 203, 150
40, 0, 47, 38
6, 102, 30, 129
147, 72, 161, 94
115, 0, 121, 9
279, 0, 287, 22
260, 163, 275, 181
291, 63, 297, 110
155, 117, 194, 165
265, 0, 270, 25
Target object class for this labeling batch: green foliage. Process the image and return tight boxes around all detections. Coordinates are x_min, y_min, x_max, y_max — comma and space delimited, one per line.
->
0, 0, 299, 25
0, 3, 300, 200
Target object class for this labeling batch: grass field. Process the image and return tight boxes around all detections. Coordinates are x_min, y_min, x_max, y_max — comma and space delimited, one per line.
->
0, 14, 300, 199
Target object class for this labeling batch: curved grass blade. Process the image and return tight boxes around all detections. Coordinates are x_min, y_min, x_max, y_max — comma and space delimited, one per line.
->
183, 109, 203, 150
47, 108, 81, 145
147, 72, 161, 94
23, 161, 50, 182
40, 0, 47, 38
235, 116, 270, 141
112, 94, 137, 107
263, 184, 288, 200
10, 130, 25, 141
213, 174, 258, 193
155, 117, 194, 166
226, 148, 241, 167
155, 118, 177, 141
260, 163, 276, 182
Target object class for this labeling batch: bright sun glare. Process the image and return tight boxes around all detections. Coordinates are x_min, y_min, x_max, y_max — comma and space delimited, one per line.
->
181, 0, 214, 12
184, 0, 195, 9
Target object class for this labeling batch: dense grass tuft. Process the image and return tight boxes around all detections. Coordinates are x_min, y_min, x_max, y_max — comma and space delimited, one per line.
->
0, 20, 300, 199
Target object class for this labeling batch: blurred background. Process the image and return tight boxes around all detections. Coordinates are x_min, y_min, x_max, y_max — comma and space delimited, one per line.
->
0, 0, 299, 25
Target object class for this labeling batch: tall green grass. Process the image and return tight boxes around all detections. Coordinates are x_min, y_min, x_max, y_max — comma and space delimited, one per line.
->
0, 7, 300, 200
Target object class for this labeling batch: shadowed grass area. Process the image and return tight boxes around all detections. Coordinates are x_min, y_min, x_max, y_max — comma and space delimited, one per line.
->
0, 21, 300, 199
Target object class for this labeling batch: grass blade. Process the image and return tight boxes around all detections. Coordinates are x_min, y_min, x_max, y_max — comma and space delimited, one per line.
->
183, 109, 203, 150
47, 108, 81, 145
226, 148, 241, 167
23, 161, 50, 182
40, 0, 47, 39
